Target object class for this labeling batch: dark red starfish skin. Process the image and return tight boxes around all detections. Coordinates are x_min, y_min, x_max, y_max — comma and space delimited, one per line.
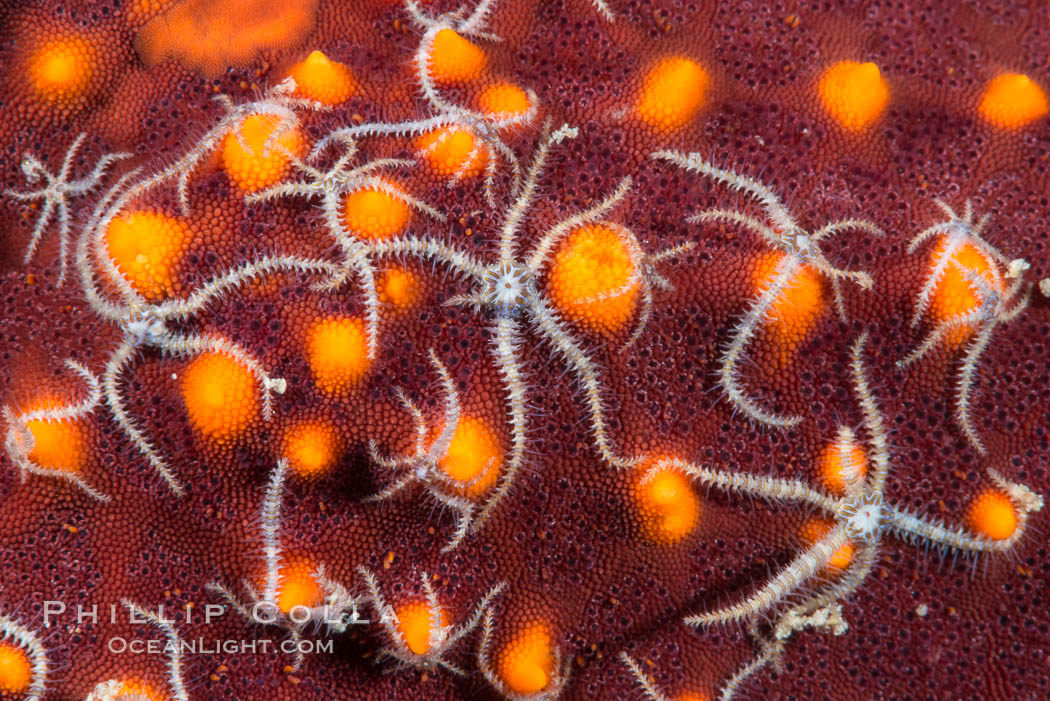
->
0, 1, 1048, 699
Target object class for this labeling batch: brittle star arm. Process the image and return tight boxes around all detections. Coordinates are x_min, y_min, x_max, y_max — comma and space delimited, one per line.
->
527, 297, 636, 468
685, 525, 850, 627
664, 458, 840, 513
121, 600, 189, 701
690, 208, 782, 249
104, 337, 185, 496
367, 235, 489, 280
896, 308, 985, 368
260, 459, 289, 603
719, 252, 805, 428
907, 226, 968, 327
848, 333, 890, 493
953, 320, 995, 455
0, 614, 48, 701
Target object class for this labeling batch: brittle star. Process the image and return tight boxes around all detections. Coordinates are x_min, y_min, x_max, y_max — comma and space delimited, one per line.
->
360, 121, 692, 547
4, 131, 128, 283
652, 150, 883, 428
898, 198, 1031, 454
645, 333, 1042, 700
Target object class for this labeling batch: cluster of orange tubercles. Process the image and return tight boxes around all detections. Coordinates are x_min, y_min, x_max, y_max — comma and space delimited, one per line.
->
966, 490, 1018, 541
496, 622, 558, 695
632, 457, 701, 544
439, 415, 502, 496
343, 184, 412, 240
750, 252, 825, 361
104, 211, 192, 301
417, 128, 489, 178
180, 352, 259, 442
274, 559, 324, 614
800, 518, 854, 572
288, 50, 355, 106
428, 28, 488, 83
979, 72, 1049, 129
306, 317, 370, 394
282, 420, 341, 478
817, 61, 890, 131
925, 237, 998, 347
379, 266, 423, 311
636, 56, 710, 132
27, 34, 100, 107
222, 114, 304, 192
0, 642, 31, 695
817, 430, 868, 495
19, 399, 87, 475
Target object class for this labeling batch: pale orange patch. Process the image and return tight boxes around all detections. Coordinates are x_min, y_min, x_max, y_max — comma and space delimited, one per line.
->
817, 440, 867, 495
29, 37, 95, 103
180, 352, 259, 441
800, 518, 854, 572
967, 490, 1017, 541
751, 251, 825, 358
428, 28, 487, 83
104, 211, 191, 301
439, 416, 501, 497
498, 623, 555, 695
343, 184, 411, 240
632, 457, 700, 544
379, 266, 422, 310
547, 224, 638, 335
307, 317, 370, 394
927, 237, 998, 348
979, 73, 1048, 129
417, 128, 487, 179
396, 600, 450, 656
636, 57, 709, 131
222, 113, 303, 192
275, 559, 322, 614
817, 61, 889, 131
282, 421, 340, 477
478, 82, 531, 118
288, 50, 355, 105
116, 681, 165, 700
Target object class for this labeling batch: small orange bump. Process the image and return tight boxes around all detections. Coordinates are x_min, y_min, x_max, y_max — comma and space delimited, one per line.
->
181, 352, 259, 441
307, 317, 370, 394
20, 397, 85, 473
979, 73, 1048, 129
417, 128, 487, 179
282, 420, 340, 477
287, 50, 355, 105
222, 113, 303, 192
116, 681, 164, 700
428, 28, 487, 83
396, 601, 450, 656
928, 237, 997, 347
478, 82, 531, 118
276, 559, 322, 614
379, 266, 422, 310
547, 223, 638, 335
498, 622, 556, 695
29, 37, 95, 103
800, 518, 854, 572
817, 436, 867, 495
343, 184, 411, 240
817, 61, 889, 131
104, 211, 191, 301
0, 643, 31, 694
751, 251, 825, 356
439, 416, 501, 496
633, 458, 700, 544
967, 490, 1017, 541
636, 56, 709, 131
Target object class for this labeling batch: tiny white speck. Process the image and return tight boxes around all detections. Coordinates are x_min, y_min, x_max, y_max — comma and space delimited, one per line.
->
916, 603, 928, 617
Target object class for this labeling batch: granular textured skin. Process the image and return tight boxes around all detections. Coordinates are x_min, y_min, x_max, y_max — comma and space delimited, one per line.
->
0, 1, 1048, 700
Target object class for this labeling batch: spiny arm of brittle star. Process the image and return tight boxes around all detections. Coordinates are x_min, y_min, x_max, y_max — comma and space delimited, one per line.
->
260, 459, 289, 603
0, 614, 48, 701
650, 150, 796, 235
953, 321, 996, 455
719, 642, 779, 701
908, 229, 967, 327
160, 333, 285, 419
311, 115, 455, 158
848, 333, 891, 493
619, 653, 671, 701
896, 309, 985, 368
155, 256, 345, 319
782, 543, 876, 632
443, 580, 507, 651
661, 457, 840, 512
104, 338, 184, 496
525, 176, 633, 273
528, 297, 637, 468
685, 526, 850, 627
499, 122, 578, 262
427, 349, 462, 458
887, 501, 1041, 553
320, 200, 382, 360
121, 600, 189, 701
720, 253, 805, 428
367, 235, 489, 280
690, 209, 782, 249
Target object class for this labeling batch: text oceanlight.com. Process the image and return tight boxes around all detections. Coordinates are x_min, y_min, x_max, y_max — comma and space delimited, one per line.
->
107, 637, 333, 655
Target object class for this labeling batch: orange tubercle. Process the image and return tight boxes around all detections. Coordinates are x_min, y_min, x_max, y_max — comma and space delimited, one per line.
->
0, 643, 31, 694
439, 416, 502, 496
800, 518, 854, 572
979, 72, 1048, 129
428, 28, 487, 83
282, 420, 340, 477
751, 251, 825, 358
276, 559, 323, 614
307, 317, 370, 394
343, 184, 411, 240
547, 223, 639, 335
288, 50, 355, 105
927, 237, 998, 348
632, 457, 700, 544
478, 82, 531, 119
104, 211, 191, 301
180, 352, 259, 441
29, 37, 96, 104
379, 266, 422, 310
396, 600, 450, 656
636, 56, 709, 131
497, 622, 556, 695
19, 396, 85, 473
417, 128, 487, 179
967, 490, 1017, 541
222, 113, 303, 192
817, 61, 889, 131
817, 436, 868, 495
116, 681, 165, 700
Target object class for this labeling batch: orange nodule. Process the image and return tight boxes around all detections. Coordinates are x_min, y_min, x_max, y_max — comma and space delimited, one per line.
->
979, 72, 1048, 129
0, 643, 31, 694
379, 266, 422, 310
20, 396, 85, 473
633, 458, 700, 544
751, 252, 825, 357
104, 211, 191, 301
343, 184, 411, 240
636, 56, 709, 131
222, 113, 302, 192
116, 681, 164, 700
498, 622, 556, 695
967, 490, 1017, 541
29, 38, 95, 102
928, 237, 998, 347
276, 559, 322, 614
817, 61, 889, 131
439, 416, 501, 496
180, 352, 259, 441
547, 224, 639, 335
800, 518, 854, 572
428, 28, 487, 83
307, 317, 370, 394
282, 420, 340, 477
478, 82, 531, 119
817, 436, 868, 495
288, 50, 355, 105
396, 600, 450, 656
417, 128, 487, 179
